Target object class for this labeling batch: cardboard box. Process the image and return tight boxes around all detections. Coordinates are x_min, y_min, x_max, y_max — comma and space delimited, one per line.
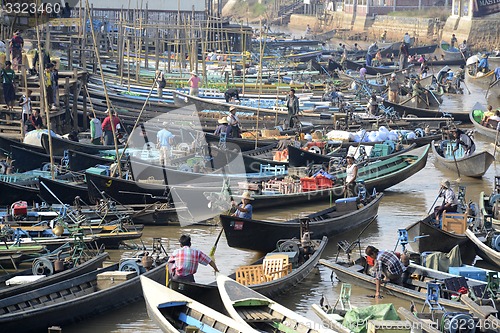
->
97, 271, 136, 290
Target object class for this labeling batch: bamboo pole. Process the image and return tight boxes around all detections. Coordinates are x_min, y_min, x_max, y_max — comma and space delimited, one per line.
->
34, 2, 55, 180
85, 0, 122, 177
255, 19, 264, 149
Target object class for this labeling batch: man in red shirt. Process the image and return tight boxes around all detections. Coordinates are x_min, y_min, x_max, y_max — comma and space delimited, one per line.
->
168, 234, 219, 282
101, 111, 120, 145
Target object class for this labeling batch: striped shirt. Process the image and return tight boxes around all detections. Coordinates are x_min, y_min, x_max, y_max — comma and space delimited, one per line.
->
375, 251, 405, 279
169, 246, 212, 277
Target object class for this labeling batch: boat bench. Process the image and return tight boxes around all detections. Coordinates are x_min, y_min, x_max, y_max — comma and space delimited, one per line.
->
236, 307, 280, 323
235, 255, 292, 286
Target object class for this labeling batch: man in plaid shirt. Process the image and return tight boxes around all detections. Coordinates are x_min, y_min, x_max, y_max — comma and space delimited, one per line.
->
169, 235, 219, 282
365, 245, 405, 298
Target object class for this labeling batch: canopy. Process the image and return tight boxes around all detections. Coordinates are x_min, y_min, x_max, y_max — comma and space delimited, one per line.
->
466, 55, 480, 66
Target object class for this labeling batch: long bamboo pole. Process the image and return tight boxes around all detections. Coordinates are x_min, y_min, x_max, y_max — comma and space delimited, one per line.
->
85, 0, 122, 177
34, 1, 55, 179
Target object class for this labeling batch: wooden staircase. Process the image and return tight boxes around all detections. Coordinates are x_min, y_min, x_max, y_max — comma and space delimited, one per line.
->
269, 0, 304, 26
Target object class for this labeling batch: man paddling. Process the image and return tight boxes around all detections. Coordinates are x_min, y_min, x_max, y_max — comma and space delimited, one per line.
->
168, 234, 219, 283
433, 180, 458, 221
365, 246, 405, 299
451, 128, 475, 156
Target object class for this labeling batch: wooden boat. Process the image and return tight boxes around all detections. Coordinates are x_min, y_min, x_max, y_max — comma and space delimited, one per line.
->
431, 140, 494, 178
67, 149, 116, 171
203, 132, 279, 151
0, 179, 40, 205
344, 59, 398, 75
216, 274, 333, 333
465, 64, 496, 87
40, 133, 125, 156
440, 40, 464, 61
129, 157, 285, 186
11, 145, 62, 173
287, 143, 416, 167
465, 229, 500, 269
319, 259, 480, 313
0, 136, 46, 155
0, 251, 109, 300
382, 100, 470, 123
169, 237, 328, 308
0, 258, 167, 333
38, 175, 90, 204
220, 193, 382, 252
405, 214, 476, 264
486, 77, 500, 99
470, 106, 499, 140
380, 44, 438, 58
171, 145, 429, 211
140, 276, 257, 333
85, 171, 172, 205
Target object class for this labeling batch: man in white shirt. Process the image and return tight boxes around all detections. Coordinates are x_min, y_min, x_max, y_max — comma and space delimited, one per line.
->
433, 180, 458, 220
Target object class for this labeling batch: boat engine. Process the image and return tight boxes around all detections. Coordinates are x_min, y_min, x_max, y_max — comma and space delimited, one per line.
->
491, 234, 500, 252
441, 312, 476, 333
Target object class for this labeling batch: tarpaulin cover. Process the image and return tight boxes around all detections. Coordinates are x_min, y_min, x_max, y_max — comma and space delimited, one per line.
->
342, 303, 400, 333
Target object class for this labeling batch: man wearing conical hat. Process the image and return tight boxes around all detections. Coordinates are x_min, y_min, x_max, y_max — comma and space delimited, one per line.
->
231, 191, 254, 219
433, 180, 458, 220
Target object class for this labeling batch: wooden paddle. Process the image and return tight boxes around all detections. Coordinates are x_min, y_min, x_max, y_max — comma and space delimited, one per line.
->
486, 78, 499, 98
494, 126, 499, 159
452, 149, 461, 182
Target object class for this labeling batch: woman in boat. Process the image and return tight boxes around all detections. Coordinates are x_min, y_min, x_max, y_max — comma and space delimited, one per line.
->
227, 106, 241, 138
344, 155, 358, 197
168, 234, 219, 282
231, 191, 254, 219
433, 180, 458, 221
365, 245, 406, 298
214, 117, 230, 137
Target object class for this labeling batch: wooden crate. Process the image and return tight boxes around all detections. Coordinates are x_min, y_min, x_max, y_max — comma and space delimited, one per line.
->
442, 212, 467, 234
97, 271, 136, 290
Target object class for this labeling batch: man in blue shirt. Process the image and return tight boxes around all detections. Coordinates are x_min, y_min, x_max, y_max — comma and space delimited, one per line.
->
478, 54, 489, 73
157, 122, 174, 165
231, 191, 253, 219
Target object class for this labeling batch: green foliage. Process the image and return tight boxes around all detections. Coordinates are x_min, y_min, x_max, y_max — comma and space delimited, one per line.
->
251, 2, 267, 16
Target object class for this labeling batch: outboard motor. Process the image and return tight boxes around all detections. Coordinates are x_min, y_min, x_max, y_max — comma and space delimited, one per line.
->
441, 312, 476, 333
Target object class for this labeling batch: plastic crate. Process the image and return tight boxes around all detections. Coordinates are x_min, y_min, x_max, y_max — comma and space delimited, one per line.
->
449, 266, 487, 282
316, 175, 333, 188
300, 177, 317, 191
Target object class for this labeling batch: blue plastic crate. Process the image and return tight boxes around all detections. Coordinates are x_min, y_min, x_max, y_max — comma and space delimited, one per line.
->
449, 266, 487, 282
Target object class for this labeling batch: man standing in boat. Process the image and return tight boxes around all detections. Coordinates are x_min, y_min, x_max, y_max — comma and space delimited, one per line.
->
366, 41, 378, 67
157, 122, 175, 166
365, 246, 405, 298
285, 88, 300, 130
227, 106, 241, 138
387, 73, 400, 103
88, 113, 103, 145
450, 34, 458, 48
344, 155, 358, 197
433, 180, 459, 220
168, 234, 219, 283
101, 111, 121, 145
451, 128, 475, 156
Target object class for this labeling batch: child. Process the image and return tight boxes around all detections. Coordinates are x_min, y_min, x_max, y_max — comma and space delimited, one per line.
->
20, 89, 32, 132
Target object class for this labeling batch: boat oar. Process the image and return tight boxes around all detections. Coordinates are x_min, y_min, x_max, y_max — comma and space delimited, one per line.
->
452, 150, 461, 182
486, 78, 499, 98
494, 126, 500, 159
209, 180, 234, 262
426, 188, 443, 216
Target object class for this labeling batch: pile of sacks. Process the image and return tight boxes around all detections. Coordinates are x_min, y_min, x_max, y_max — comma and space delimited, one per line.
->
326, 126, 419, 143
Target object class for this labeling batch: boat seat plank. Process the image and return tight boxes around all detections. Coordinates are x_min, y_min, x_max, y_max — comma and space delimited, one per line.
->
397, 307, 441, 333
461, 295, 500, 328
236, 307, 280, 322
179, 312, 224, 333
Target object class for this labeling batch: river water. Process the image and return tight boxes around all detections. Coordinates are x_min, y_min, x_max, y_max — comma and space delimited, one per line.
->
64, 81, 500, 332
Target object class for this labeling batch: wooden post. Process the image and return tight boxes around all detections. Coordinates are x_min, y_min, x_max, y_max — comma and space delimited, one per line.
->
144, 3, 149, 70
127, 38, 131, 91
82, 82, 88, 131
154, 27, 159, 70
64, 77, 70, 115
81, 2, 88, 69
71, 70, 79, 131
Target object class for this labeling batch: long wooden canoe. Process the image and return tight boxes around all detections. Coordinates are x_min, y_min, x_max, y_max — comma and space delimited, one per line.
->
168, 237, 328, 309
431, 140, 494, 178
319, 260, 477, 313
470, 107, 498, 140
220, 193, 381, 252
0, 260, 167, 333
41, 133, 125, 156
141, 276, 258, 333
217, 274, 334, 333
382, 100, 470, 123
